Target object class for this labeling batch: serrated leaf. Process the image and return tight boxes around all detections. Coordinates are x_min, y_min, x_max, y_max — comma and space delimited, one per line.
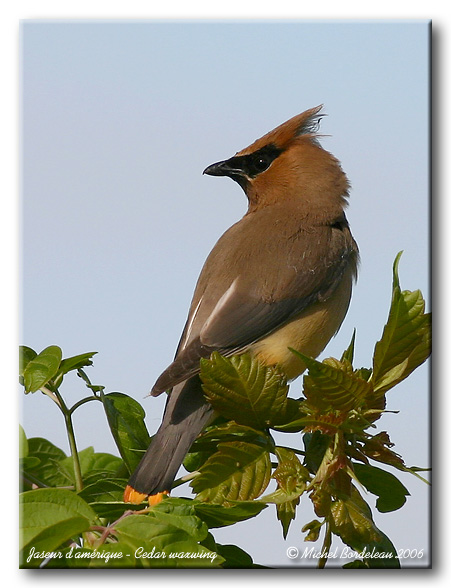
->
304, 431, 332, 473
329, 486, 400, 568
183, 450, 212, 473
20, 488, 98, 567
101, 392, 151, 473
262, 446, 309, 536
272, 447, 310, 495
356, 367, 373, 382
276, 501, 298, 539
200, 352, 298, 429
191, 441, 271, 504
22, 346, 63, 393
186, 422, 274, 476
353, 463, 409, 513
193, 500, 267, 528
302, 519, 323, 542
190, 422, 273, 454
271, 448, 309, 539
329, 487, 378, 546
372, 252, 431, 394
341, 330, 356, 364
361, 431, 405, 469
294, 352, 372, 412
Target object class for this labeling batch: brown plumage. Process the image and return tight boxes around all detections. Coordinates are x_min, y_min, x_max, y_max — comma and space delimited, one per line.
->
124, 106, 358, 504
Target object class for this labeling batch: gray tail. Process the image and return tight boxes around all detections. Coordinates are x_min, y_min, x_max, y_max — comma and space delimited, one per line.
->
126, 376, 213, 496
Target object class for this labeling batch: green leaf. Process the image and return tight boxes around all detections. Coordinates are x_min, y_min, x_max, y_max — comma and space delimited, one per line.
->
190, 421, 273, 461
57, 447, 124, 487
193, 421, 273, 448
272, 447, 310, 495
275, 501, 297, 540
360, 431, 405, 469
78, 478, 133, 519
353, 463, 409, 513
183, 450, 211, 473
304, 431, 332, 473
372, 252, 431, 395
186, 422, 274, 476
19, 346, 37, 379
19, 425, 28, 459
76, 367, 105, 394
53, 352, 97, 388
329, 486, 400, 568
263, 447, 309, 538
302, 519, 323, 542
101, 392, 151, 473
356, 367, 373, 381
114, 508, 222, 568
22, 346, 63, 393
24, 437, 68, 487
342, 559, 368, 568
19, 427, 39, 492
191, 441, 272, 504
294, 352, 372, 412
200, 352, 299, 429
20, 488, 98, 568
341, 329, 356, 364
262, 448, 309, 534
20, 456, 41, 477
194, 500, 267, 528
215, 544, 255, 568
149, 501, 209, 541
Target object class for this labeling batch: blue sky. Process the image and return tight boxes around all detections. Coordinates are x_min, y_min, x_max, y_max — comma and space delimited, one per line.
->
20, 20, 430, 567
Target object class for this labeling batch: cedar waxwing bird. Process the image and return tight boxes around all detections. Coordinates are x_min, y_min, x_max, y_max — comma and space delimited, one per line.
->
124, 106, 359, 505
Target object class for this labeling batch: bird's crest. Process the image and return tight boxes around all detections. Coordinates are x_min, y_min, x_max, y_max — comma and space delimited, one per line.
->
237, 105, 324, 156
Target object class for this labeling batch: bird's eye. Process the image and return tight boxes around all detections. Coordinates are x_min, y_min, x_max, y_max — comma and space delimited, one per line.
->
250, 154, 271, 174
256, 156, 270, 170
240, 144, 282, 178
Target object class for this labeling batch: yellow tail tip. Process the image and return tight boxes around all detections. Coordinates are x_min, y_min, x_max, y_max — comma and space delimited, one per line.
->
148, 491, 169, 507
123, 485, 148, 504
123, 485, 170, 506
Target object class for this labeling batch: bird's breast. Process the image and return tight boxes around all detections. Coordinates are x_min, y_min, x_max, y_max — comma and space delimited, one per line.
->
249, 265, 354, 380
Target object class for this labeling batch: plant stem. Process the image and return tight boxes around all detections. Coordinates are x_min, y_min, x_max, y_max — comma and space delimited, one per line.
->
65, 413, 84, 492
171, 471, 200, 488
318, 522, 332, 569
69, 395, 101, 415
40, 386, 62, 407
21, 473, 50, 489
54, 390, 84, 492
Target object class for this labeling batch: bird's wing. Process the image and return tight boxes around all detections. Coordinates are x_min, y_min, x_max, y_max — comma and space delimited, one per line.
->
151, 219, 357, 396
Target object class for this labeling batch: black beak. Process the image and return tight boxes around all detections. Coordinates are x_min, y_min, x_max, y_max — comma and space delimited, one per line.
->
203, 158, 242, 178
203, 156, 249, 191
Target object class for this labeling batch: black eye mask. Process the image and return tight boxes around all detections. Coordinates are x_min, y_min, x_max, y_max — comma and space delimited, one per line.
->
227, 144, 283, 178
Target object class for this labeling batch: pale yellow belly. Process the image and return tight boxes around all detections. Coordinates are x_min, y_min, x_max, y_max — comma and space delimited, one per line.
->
249, 269, 353, 380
